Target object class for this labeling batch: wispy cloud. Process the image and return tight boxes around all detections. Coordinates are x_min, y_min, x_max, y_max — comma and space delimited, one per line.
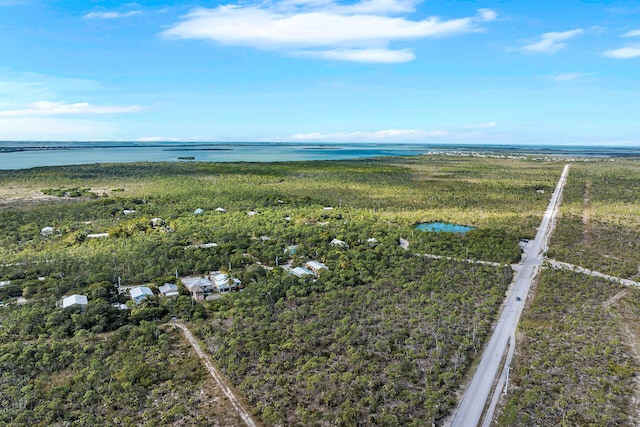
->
295, 48, 415, 63
0, 117, 118, 140
603, 30, 640, 59
518, 29, 583, 54
546, 72, 595, 81
0, 101, 142, 117
163, 1, 496, 63
84, 10, 141, 19
290, 129, 448, 141
463, 121, 496, 129
603, 46, 640, 59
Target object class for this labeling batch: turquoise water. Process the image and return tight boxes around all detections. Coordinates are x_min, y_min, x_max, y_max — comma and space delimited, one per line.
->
416, 222, 475, 233
0, 142, 428, 170
1, 141, 639, 170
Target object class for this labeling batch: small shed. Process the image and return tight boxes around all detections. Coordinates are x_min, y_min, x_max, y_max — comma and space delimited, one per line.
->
215, 207, 227, 213
62, 294, 88, 309
130, 286, 154, 304
194, 208, 204, 215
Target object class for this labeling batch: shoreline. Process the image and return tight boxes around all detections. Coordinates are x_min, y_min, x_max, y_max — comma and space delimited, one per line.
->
0, 142, 639, 171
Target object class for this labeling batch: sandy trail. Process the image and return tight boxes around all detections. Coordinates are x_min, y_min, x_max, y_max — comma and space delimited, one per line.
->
169, 322, 258, 427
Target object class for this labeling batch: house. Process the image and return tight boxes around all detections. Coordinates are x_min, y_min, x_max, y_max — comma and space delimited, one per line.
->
182, 277, 214, 300
366, 238, 379, 245
62, 294, 88, 309
194, 208, 204, 215
158, 283, 179, 297
41, 226, 54, 236
290, 267, 314, 278
247, 211, 259, 216
215, 207, 227, 213
330, 238, 349, 248
211, 272, 241, 293
190, 284, 205, 301
130, 286, 154, 304
305, 260, 328, 274
123, 209, 136, 215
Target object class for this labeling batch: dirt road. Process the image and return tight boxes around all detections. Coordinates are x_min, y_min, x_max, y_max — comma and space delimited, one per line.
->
170, 322, 258, 427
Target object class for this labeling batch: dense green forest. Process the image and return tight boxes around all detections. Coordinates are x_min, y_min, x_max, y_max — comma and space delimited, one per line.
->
6, 155, 632, 425
496, 269, 639, 426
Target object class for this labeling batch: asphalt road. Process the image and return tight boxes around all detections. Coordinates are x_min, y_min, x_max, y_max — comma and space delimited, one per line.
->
449, 164, 570, 427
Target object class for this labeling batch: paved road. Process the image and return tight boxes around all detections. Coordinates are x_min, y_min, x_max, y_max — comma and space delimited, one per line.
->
449, 164, 570, 427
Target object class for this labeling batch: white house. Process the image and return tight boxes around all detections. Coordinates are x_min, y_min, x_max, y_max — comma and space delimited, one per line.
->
290, 267, 314, 278
158, 283, 179, 297
215, 207, 227, 213
62, 294, 88, 309
194, 208, 204, 215
123, 209, 136, 215
305, 261, 329, 274
130, 286, 154, 304
330, 238, 349, 248
211, 272, 241, 293
41, 226, 55, 236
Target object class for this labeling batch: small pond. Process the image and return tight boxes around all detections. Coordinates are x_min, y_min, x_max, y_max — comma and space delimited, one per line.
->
415, 222, 475, 233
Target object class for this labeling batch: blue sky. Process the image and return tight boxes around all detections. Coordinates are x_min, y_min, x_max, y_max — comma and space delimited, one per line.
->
0, 0, 639, 144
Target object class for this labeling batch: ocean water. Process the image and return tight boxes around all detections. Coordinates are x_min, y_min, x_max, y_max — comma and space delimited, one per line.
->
0, 141, 638, 170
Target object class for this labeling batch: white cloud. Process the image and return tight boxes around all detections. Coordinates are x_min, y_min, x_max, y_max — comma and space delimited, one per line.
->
477, 8, 497, 22
0, 117, 117, 140
603, 46, 640, 58
463, 121, 497, 129
0, 101, 142, 117
84, 10, 141, 19
547, 72, 594, 81
297, 48, 415, 62
622, 29, 640, 37
163, 2, 496, 62
290, 129, 448, 141
518, 29, 583, 54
